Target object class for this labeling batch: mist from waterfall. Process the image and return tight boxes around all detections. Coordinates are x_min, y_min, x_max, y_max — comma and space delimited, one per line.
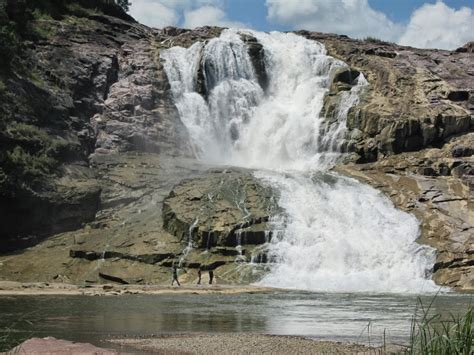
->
162, 29, 439, 293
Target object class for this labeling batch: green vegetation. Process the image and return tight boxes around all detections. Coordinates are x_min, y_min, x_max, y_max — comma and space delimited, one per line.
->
408, 298, 473, 354
31, 9, 56, 39
6, 146, 55, 179
0, 123, 79, 195
358, 295, 473, 354
116, 0, 131, 12
65, 2, 101, 18
0, 23, 19, 69
6, 123, 75, 159
0, 0, 132, 69
364, 36, 393, 45
63, 14, 96, 29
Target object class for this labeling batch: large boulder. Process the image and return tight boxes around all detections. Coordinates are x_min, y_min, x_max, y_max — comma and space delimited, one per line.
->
163, 169, 279, 248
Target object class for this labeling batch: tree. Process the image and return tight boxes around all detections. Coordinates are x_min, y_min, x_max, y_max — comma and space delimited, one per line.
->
116, 0, 130, 12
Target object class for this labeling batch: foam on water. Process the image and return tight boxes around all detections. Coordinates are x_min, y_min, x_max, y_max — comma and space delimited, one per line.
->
255, 171, 438, 293
161, 29, 440, 293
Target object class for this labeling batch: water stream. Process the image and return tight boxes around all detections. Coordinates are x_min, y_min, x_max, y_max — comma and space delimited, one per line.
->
162, 29, 439, 293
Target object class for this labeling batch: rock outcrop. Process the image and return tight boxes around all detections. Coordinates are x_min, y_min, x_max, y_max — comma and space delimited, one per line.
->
0, 2, 188, 251
162, 169, 278, 248
336, 133, 473, 291
302, 32, 473, 163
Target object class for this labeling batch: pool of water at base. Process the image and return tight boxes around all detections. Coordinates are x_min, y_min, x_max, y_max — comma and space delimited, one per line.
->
0, 291, 472, 351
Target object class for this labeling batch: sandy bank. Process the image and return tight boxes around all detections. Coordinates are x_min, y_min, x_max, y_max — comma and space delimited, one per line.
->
8, 334, 404, 354
108, 334, 386, 354
0, 281, 277, 296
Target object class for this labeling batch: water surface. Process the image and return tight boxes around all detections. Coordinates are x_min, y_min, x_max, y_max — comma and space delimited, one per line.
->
0, 291, 471, 351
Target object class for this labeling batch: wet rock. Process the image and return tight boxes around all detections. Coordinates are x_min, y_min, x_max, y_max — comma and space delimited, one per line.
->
225, 223, 272, 246
451, 163, 473, 178
364, 47, 397, 58
333, 68, 361, 85
242, 34, 269, 91
252, 251, 269, 263
69, 249, 175, 264
162, 26, 190, 37
452, 146, 473, 158
447, 90, 470, 102
331, 67, 361, 92
212, 247, 244, 256
162, 169, 279, 248
417, 166, 436, 176
98, 272, 129, 284
455, 42, 474, 53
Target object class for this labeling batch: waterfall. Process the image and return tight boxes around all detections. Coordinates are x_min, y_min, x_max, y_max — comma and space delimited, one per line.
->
162, 29, 439, 293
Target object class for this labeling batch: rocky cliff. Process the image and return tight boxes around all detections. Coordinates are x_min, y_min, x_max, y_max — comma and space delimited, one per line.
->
0, 2, 472, 290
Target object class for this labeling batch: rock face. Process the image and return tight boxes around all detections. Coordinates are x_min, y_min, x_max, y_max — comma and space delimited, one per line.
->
0, 2, 189, 251
0, 154, 272, 284
241, 34, 269, 91
302, 32, 473, 163
0, 4, 472, 290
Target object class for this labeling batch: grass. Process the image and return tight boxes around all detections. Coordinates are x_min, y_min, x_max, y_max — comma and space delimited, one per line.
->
364, 36, 393, 45
1, 123, 80, 196
63, 15, 96, 29
0, 311, 37, 353
66, 2, 102, 17
357, 293, 473, 354
31, 9, 57, 39
407, 297, 473, 354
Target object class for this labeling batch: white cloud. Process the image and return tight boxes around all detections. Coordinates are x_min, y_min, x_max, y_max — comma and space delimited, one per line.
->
399, 1, 474, 50
129, 0, 227, 28
130, 0, 474, 49
129, 0, 179, 27
266, 0, 403, 41
183, 6, 246, 29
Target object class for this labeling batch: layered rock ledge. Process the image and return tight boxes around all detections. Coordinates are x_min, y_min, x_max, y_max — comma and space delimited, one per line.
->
336, 133, 473, 291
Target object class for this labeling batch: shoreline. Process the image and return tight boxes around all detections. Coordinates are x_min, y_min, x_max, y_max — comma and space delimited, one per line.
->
0, 281, 470, 296
106, 333, 401, 354
0, 281, 278, 296
7, 334, 406, 354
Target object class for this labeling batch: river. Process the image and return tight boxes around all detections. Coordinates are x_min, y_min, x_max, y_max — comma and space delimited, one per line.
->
0, 292, 471, 351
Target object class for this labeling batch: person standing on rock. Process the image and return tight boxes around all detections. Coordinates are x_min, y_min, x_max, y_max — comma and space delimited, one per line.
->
209, 270, 214, 285
171, 264, 180, 286
197, 267, 202, 285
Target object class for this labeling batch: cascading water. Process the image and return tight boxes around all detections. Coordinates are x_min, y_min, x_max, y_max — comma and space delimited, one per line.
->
162, 29, 439, 293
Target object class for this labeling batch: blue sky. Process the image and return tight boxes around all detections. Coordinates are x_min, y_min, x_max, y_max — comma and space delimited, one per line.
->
129, 0, 474, 49
216, 0, 474, 31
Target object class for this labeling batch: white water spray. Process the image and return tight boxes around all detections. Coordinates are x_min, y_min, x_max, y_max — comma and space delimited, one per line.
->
162, 29, 439, 293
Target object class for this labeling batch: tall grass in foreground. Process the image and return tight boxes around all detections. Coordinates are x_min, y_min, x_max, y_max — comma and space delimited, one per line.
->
407, 297, 473, 354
